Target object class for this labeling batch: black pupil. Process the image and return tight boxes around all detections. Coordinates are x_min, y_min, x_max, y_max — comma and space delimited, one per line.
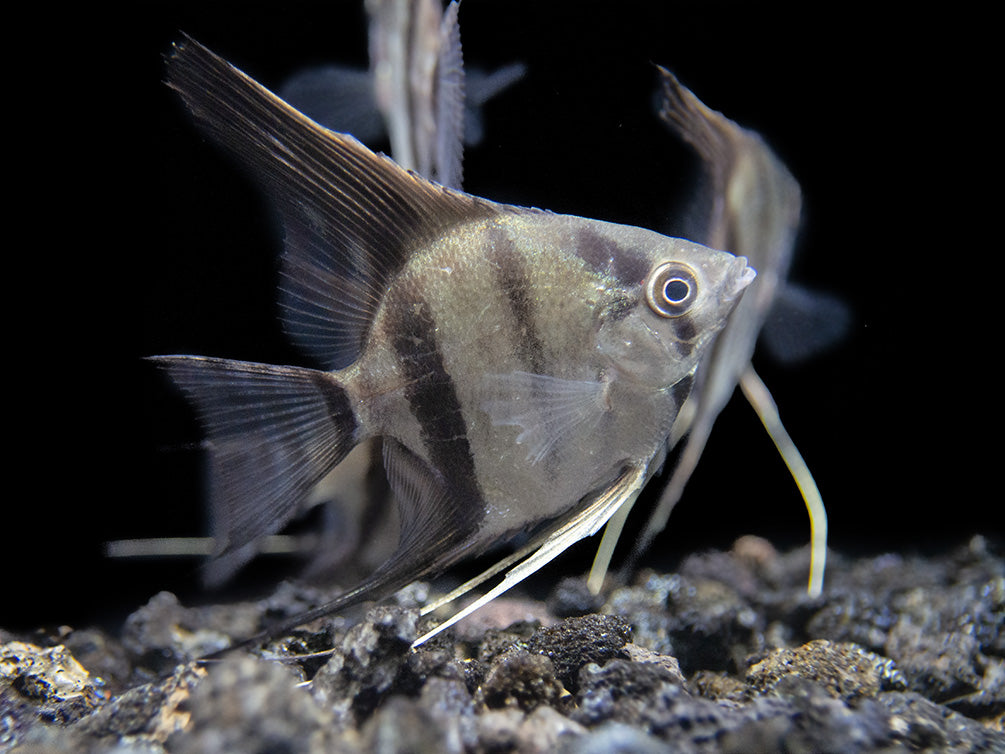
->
663, 278, 690, 304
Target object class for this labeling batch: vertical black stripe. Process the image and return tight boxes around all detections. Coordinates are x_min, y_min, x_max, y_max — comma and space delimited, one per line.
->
311, 372, 358, 441
385, 286, 484, 510
488, 229, 547, 374
575, 228, 651, 287
669, 372, 695, 410
671, 315, 697, 357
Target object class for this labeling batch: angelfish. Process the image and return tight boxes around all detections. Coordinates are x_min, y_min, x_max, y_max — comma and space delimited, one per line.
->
151, 38, 755, 648
588, 69, 834, 596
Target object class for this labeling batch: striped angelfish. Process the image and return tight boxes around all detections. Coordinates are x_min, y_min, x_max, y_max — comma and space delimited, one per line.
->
150, 38, 755, 648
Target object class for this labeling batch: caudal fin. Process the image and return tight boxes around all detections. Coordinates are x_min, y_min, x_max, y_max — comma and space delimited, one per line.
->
148, 356, 360, 581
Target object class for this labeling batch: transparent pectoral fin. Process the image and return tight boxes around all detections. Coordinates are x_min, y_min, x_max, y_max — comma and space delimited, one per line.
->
463, 62, 526, 145
481, 371, 608, 465
412, 463, 648, 647
739, 367, 827, 596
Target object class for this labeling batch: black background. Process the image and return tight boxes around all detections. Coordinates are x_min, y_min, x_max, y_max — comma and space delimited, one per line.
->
8, 3, 993, 632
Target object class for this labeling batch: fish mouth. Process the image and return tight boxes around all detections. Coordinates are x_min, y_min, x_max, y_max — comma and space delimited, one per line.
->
728, 255, 757, 299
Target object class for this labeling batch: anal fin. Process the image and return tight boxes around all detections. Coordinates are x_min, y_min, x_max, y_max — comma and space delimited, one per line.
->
201, 437, 487, 658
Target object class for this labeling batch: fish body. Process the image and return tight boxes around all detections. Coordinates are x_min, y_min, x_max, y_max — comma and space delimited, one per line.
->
153, 38, 754, 641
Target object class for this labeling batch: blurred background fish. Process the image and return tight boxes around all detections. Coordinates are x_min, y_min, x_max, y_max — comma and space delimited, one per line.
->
587, 69, 849, 596
279, 0, 525, 189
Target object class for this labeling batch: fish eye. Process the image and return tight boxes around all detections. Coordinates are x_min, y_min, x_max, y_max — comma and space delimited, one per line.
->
645, 262, 698, 317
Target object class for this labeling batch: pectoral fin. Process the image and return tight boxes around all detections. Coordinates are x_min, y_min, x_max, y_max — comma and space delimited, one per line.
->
761, 283, 851, 365
481, 371, 608, 464
278, 64, 387, 146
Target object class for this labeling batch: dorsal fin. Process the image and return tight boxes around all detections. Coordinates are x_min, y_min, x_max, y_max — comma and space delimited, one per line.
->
433, 0, 466, 189
655, 66, 736, 250
166, 36, 498, 370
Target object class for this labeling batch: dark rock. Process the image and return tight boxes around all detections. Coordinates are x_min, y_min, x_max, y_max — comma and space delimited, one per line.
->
878, 690, 1005, 752
686, 669, 746, 702
745, 639, 906, 700
806, 590, 901, 652
362, 694, 457, 754
515, 705, 586, 753
416, 676, 478, 753
476, 621, 540, 664
580, 662, 732, 747
5, 540, 1004, 752
404, 635, 468, 691
63, 628, 133, 696
167, 654, 346, 754
627, 572, 765, 675
311, 604, 418, 724
476, 649, 566, 712
719, 678, 897, 754
120, 592, 256, 680
622, 644, 686, 685
0, 641, 104, 730
525, 613, 632, 692
71, 662, 205, 745
557, 721, 672, 753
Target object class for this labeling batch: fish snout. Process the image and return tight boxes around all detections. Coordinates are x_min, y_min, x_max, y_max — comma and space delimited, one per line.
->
728, 256, 757, 300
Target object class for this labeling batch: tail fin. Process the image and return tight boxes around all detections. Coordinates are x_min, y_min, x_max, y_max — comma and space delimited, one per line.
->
148, 356, 360, 577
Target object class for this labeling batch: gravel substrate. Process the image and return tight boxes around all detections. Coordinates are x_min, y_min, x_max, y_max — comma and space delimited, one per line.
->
3, 535, 1002, 753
